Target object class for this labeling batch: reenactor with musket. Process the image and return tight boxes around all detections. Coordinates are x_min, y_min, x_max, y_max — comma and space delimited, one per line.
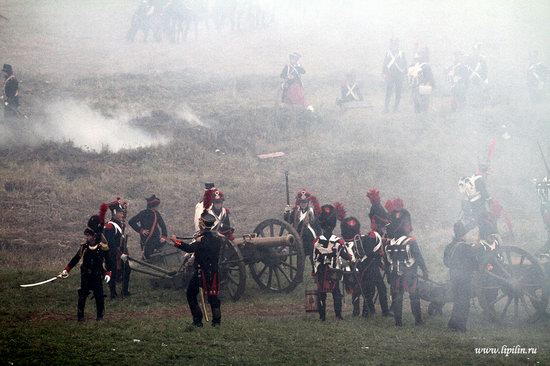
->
385, 199, 429, 326
408, 47, 434, 113
171, 189, 223, 327
313, 203, 351, 321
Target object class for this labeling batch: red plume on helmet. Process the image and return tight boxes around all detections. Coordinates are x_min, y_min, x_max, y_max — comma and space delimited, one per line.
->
334, 202, 346, 221
384, 199, 395, 213
99, 203, 108, 226
367, 188, 381, 205
203, 188, 214, 212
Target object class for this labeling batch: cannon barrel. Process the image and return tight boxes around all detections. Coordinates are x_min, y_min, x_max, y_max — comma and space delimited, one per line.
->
232, 234, 295, 247
126, 255, 178, 276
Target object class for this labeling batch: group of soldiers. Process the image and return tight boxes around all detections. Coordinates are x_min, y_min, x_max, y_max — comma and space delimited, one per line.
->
44, 155, 550, 330
58, 184, 230, 327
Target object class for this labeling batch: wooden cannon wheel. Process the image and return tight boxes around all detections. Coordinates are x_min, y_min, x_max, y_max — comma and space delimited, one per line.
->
219, 238, 247, 301
476, 245, 549, 324
248, 218, 305, 293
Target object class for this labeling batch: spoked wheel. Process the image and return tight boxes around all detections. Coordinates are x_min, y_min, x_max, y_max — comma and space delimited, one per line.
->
248, 218, 305, 293
218, 238, 246, 301
477, 245, 549, 324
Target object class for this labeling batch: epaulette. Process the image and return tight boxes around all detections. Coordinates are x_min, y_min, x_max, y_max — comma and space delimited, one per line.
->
104, 222, 113, 230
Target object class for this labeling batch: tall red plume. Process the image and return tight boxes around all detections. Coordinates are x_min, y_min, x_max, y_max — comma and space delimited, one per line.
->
367, 188, 381, 205
487, 138, 497, 163
99, 203, 108, 226
334, 202, 346, 221
310, 195, 321, 216
203, 188, 213, 212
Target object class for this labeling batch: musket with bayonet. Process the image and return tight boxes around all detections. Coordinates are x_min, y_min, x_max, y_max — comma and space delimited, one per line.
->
283, 170, 291, 222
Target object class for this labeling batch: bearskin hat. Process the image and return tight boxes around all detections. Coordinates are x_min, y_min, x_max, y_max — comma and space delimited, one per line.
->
341, 216, 361, 241
318, 203, 346, 231
388, 208, 412, 236
84, 203, 108, 237
146, 194, 160, 209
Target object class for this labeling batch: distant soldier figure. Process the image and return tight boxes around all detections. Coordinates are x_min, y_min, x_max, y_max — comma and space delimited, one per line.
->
280, 52, 309, 108
448, 51, 470, 111
104, 199, 131, 298
336, 72, 364, 107
385, 201, 429, 326
527, 50, 549, 104
172, 192, 223, 327
129, 194, 168, 259
194, 184, 234, 240
2, 64, 19, 119
408, 48, 434, 113
313, 203, 351, 321
286, 189, 320, 271
466, 43, 489, 105
382, 38, 407, 113
444, 222, 484, 332
59, 204, 112, 321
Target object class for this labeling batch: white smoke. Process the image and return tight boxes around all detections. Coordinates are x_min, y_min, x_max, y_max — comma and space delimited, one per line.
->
175, 103, 209, 128
35, 100, 169, 152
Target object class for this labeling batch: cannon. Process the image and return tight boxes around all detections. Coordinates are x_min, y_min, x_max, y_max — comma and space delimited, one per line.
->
417, 245, 549, 324
127, 218, 305, 301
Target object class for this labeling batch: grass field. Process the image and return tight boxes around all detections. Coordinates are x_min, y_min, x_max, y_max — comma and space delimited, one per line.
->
2, 270, 550, 365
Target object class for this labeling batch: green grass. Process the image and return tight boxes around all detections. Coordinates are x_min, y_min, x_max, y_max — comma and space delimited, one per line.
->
2, 270, 549, 365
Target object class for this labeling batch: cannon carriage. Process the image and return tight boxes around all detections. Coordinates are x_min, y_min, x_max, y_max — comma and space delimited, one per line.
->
127, 218, 305, 301
416, 244, 549, 324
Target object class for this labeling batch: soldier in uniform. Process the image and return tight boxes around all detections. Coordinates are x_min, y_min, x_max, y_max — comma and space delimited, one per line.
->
382, 38, 407, 113
527, 50, 549, 104
286, 189, 320, 272
408, 48, 435, 113
172, 192, 222, 327
313, 203, 351, 321
443, 222, 484, 332
194, 186, 234, 240
385, 202, 429, 326
104, 199, 130, 298
2, 64, 19, 119
448, 51, 470, 111
458, 164, 498, 240
336, 72, 364, 107
59, 204, 112, 321
466, 43, 489, 105
128, 194, 168, 259
280, 52, 307, 107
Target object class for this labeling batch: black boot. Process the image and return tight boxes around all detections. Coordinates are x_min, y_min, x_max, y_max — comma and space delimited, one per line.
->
211, 305, 221, 327
77, 289, 87, 321
318, 297, 326, 321
411, 298, 423, 325
334, 297, 343, 320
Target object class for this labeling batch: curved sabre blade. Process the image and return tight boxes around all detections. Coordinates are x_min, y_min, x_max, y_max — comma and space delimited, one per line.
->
20, 277, 58, 288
